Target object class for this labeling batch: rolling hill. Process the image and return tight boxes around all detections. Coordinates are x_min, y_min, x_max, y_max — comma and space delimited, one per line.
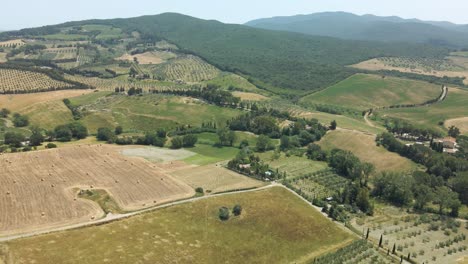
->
246, 12, 468, 48
0, 13, 448, 95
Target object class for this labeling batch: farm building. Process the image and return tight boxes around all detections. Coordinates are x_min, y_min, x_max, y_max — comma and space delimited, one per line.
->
434, 137, 459, 153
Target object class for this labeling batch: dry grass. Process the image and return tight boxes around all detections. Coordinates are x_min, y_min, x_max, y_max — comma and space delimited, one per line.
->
0, 90, 92, 112
318, 130, 417, 173
1, 187, 355, 264
0, 53, 6, 63
117, 51, 176, 65
0, 144, 194, 236
352, 58, 468, 85
232, 91, 269, 101
445, 117, 468, 135
170, 164, 266, 193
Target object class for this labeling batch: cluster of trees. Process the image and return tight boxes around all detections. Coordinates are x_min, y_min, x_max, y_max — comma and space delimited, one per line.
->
377, 133, 468, 179
227, 147, 279, 180
6, 44, 46, 58
52, 122, 88, 142
63, 99, 82, 120
218, 205, 242, 221
383, 118, 442, 140
152, 84, 241, 107
170, 134, 198, 149
229, 113, 280, 137
12, 113, 29, 127
373, 171, 463, 216
280, 118, 328, 150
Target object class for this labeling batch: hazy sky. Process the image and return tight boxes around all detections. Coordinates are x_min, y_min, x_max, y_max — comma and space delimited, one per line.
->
2, 0, 468, 30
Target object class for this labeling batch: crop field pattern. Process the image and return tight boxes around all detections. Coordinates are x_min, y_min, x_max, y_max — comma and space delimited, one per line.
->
289, 169, 349, 200
152, 55, 220, 83
0, 145, 194, 236
0, 69, 73, 93
352, 206, 468, 264
1, 187, 355, 264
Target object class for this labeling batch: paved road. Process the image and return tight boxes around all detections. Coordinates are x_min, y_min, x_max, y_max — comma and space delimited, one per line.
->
0, 183, 279, 242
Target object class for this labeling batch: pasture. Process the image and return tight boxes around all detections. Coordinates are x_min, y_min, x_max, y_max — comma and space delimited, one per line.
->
1, 187, 355, 264
0, 69, 74, 93
70, 93, 243, 133
378, 87, 468, 133
0, 144, 194, 236
300, 74, 442, 111
318, 130, 417, 173
170, 164, 266, 193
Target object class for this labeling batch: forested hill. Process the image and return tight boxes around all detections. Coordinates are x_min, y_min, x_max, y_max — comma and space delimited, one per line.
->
246, 12, 468, 49
0, 13, 449, 95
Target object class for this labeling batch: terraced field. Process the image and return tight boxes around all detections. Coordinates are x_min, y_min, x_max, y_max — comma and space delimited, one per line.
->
0, 69, 73, 93
1, 187, 355, 264
0, 144, 194, 236
300, 74, 442, 111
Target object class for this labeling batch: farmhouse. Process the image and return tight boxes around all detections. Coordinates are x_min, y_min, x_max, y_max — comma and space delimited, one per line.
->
435, 137, 459, 153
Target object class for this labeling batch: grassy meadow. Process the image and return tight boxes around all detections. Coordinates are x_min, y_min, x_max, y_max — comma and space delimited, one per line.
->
300, 74, 442, 111
2, 187, 355, 264
318, 130, 418, 173
377, 87, 468, 133
258, 152, 329, 179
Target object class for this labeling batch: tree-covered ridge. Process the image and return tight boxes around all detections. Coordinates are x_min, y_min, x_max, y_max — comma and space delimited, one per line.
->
246, 12, 468, 49
1, 13, 449, 95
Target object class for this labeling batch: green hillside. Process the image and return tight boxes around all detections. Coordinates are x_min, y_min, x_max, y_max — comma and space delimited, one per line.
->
300, 73, 442, 111
1, 13, 448, 96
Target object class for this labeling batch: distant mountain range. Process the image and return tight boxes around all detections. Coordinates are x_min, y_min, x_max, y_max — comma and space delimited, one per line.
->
246, 12, 468, 48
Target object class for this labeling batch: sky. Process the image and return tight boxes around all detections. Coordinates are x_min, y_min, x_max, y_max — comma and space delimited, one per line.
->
2, 0, 468, 30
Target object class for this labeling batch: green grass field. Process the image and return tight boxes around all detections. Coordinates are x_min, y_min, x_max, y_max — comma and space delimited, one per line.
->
258, 152, 329, 179
300, 74, 442, 111
378, 87, 468, 133
2, 187, 355, 264
70, 93, 243, 133
184, 144, 240, 165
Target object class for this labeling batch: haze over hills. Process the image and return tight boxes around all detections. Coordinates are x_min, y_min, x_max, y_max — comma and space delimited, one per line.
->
246, 12, 468, 48
0, 13, 449, 95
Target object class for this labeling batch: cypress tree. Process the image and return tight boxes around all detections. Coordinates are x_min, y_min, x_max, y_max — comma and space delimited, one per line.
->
378, 234, 383, 247
392, 243, 396, 254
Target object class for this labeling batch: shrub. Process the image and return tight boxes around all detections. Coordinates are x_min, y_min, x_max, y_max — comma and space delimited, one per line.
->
97, 127, 115, 142
114, 126, 123, 135
46, 143, 57, 148
195, 187, 204, 194
218, 207, 230, 221
232, 204, 242, 216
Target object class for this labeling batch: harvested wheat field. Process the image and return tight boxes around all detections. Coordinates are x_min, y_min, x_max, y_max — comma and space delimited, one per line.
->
0, 144, 194, 236
232, 91, 269, 101
170, 164, 266, 193
0, 90, 92, 112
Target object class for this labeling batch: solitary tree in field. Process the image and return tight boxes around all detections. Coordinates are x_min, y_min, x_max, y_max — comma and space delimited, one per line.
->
366, 228, 370, 240
378, 234, 383, 248
330, 120, 337, 130
392, 243, 396, 254
232, 204, 242, 216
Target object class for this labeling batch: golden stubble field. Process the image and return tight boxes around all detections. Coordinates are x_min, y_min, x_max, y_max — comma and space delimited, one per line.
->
0, 144, 194, 236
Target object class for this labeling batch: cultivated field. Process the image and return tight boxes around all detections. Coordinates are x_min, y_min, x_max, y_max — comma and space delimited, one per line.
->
0, 69, 74, 93
1, 187, 355, 264
351, 204, 468, 264
0, 39, 25, 48
0, 144, 194, 236
152, 55, 220, 83
352, 57, 468, 85
0, 89, 92, 112
258, 152, 328, 179
318, 130, 417, 173
378, 87, 468, 133
170, 164, 265, 193
300, 74, 442, 111
232, 91, 269, 101
121, 146, 197, 162
117, 51, 177, 64
0, 52, 6, 63
289, 169, 350, 200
